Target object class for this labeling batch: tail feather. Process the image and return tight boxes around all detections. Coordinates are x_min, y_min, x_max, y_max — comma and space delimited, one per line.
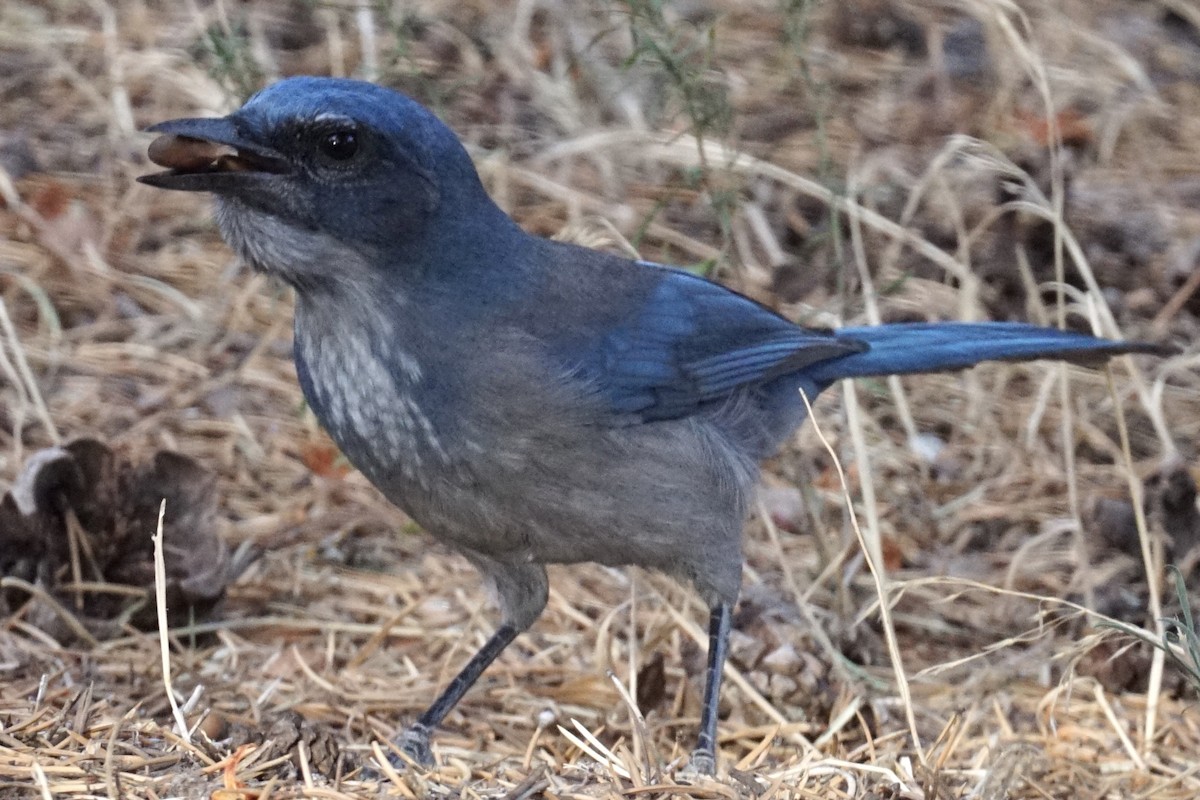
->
806, 322, 1166, 385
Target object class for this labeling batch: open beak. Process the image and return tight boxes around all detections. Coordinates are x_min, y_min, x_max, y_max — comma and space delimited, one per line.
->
137, 117, 291, 192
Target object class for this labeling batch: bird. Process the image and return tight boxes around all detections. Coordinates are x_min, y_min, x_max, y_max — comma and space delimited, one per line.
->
139, 76, 1165, 774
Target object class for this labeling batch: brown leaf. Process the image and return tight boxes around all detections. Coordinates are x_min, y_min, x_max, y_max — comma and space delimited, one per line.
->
1089, 461, 1200, 567
1016, 107, 1093, 148
299, 439, 351, 479
0, 438, 250, 640
259, 711, 341, 777
635, 651, 668, 711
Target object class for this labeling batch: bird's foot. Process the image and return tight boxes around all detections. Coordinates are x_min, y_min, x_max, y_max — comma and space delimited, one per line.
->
683, 747, 716, 777
388, 722, 435, 770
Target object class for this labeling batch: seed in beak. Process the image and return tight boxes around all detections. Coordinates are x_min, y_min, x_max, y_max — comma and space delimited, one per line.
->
148, 135, 234, 172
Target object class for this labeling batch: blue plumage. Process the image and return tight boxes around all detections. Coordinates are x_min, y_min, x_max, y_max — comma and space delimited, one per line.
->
139, 76, 1166, 774
809, 321, 1147, 383
585, 265, 865, 420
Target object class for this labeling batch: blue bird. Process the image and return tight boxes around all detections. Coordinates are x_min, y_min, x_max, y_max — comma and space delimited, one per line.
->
139, 77, 1164, 773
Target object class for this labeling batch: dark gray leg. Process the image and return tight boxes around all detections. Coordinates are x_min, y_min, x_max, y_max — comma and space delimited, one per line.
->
397, 623, 519, 764
690, 601, 732, 775
395, 558, 548, 766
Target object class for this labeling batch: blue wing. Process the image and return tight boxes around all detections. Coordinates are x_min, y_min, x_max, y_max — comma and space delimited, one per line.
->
579, 266, 866, 421
536, 250, 1166, 426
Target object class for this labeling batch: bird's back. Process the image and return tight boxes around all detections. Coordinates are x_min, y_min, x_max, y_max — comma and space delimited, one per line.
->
507, 238, 853, 457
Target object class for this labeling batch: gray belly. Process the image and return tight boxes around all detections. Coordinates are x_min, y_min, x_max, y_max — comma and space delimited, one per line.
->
292, 304, 755, 604
376, 412, 756, 584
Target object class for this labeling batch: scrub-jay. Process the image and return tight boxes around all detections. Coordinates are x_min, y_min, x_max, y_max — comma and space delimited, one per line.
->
139, 76, 1163, 773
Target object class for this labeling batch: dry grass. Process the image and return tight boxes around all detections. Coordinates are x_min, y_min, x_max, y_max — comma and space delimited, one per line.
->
2, 0, 1200, 797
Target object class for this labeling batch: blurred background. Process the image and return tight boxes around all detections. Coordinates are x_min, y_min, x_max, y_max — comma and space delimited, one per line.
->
1, 1, 1198, 796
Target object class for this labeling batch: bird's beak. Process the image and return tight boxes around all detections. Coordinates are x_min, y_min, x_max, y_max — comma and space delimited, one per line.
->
137, 116, 291, 192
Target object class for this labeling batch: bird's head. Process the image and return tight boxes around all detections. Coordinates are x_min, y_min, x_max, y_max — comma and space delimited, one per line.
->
139, 77, 515, 291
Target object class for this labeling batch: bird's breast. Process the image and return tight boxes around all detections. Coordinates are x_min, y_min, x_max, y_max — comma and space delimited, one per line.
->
293, 302, 451, 491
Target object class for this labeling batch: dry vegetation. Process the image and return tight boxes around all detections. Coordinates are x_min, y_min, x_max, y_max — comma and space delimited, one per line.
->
2, 0, 1200, 797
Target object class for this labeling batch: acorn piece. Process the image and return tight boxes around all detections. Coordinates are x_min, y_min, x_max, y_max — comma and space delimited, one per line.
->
147, 134, 227, 172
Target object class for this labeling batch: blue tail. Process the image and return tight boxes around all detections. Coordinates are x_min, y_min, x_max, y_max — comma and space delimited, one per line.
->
805, 322, 1164, 386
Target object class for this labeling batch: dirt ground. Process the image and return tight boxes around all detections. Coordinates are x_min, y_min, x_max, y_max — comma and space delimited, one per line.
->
2, 0, 1200, 797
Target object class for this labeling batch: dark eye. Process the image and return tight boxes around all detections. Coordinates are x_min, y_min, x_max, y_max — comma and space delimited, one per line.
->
319, 129, 358, 160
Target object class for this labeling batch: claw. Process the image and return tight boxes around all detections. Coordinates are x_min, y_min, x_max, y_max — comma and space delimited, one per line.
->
391, 723, 435, 769
684, 747, 716, 777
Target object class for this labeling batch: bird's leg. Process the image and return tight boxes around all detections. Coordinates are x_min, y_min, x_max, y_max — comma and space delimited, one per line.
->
396, 623, 519, 765
394, 558, 547, 768
689, 601, 733, 775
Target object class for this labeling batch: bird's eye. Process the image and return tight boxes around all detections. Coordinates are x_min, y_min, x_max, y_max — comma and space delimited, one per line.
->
319, 129, 358, 161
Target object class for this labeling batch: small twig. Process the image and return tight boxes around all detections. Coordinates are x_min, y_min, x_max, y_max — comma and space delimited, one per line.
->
557, 719, 631, 780
1151, 261, 1200, 332
500, 767, 549, 800
607, 669, 660, 782
355, 0, 378, 81
798, 388, 925, 765
153, 499, 191, 744
1092, 679, 1146, 769
1, 576, 100, 648
31, 759, 53, 800
1106, 368, 1166, 753
0, 297, 60, 444
297, 739, 314, 788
